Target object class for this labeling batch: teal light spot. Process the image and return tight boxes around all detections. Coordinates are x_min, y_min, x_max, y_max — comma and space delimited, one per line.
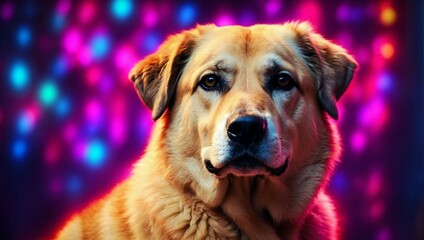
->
10, 61, 30, 91
84, 140, 107, 168
111, 0, 133, 20
38, 81, 59, 107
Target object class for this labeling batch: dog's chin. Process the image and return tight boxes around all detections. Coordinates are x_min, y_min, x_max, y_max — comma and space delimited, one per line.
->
204, 155, 289, 178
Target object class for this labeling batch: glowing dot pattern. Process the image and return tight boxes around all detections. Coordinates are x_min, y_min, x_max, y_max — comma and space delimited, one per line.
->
0, 1, 422, 240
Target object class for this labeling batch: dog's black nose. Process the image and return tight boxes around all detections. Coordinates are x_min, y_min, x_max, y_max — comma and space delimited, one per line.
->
227, 115, 267, 146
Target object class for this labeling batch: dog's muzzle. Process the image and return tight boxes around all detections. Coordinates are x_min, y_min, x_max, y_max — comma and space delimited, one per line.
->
204, 114, 289, 177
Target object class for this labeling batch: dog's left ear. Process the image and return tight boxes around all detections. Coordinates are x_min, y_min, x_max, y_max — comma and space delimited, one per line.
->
292, 22, 358, 120
129, 26, 210, 120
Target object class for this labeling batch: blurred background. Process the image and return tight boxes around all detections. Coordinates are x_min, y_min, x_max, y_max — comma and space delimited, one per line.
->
0, 0, 422, 239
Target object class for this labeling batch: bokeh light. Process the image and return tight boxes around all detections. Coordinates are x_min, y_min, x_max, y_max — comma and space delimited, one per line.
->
0, 1, 422, 240
9, 61, 30, 91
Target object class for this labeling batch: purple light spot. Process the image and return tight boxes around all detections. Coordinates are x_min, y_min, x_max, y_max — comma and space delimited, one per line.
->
265, 0, 282, 16
1, 2, 13, 21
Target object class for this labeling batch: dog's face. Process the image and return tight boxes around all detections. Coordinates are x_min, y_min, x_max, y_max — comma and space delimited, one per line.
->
130, 22, 356, 207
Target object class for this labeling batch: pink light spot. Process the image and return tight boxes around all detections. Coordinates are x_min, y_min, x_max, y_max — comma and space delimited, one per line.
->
77, 46, 92, 66
1, 2, 13, 21
63, 123, 77, 142
0, 109, 3, 125
63, 28, 82, 53
110, 117, 126, 145
85, 100, 103, 123
367, 169, 383, 197
109, 96, 127, 145
295, 1, 322, 29
142, 5, 158, 27
215, 13, 235, 26
350, 130, 366, 152
265, 0, 282, 16
79, 1, 96, 24
86, 66, 102, 86
56, 0, 71, 16
44, 140, 61, 165
370, 200, 384, 219
359, 97, 389, 131
115, 45, 137, 73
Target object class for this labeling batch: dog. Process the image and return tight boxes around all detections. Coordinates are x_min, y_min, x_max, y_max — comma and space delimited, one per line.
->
56, 22, 357, 239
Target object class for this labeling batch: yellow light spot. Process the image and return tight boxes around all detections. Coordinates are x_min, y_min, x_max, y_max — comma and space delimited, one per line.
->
381, 43, 394, 59
380, 7, 396, 26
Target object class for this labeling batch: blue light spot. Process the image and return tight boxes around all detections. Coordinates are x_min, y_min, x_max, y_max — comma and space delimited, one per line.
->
178, 3, 196, 27
17, 25, 31, 48
55, 97, 71, 118
52, 13, 66, 32
38, 80, 59, 107
90, 35, 110, 59
67, 175, 82, 196
377, 72, 394, 93
52, 55, 69, 76
17, 111, 34, 135
12, 139, 26, 161
111, 0, 133, 20
84, 140, 107, 168
10, 61, 30, 91
330, 172, 346, 193
143, 33, 160, 52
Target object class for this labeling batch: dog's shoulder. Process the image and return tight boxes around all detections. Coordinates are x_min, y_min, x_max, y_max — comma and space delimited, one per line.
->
299, 191, 338, 240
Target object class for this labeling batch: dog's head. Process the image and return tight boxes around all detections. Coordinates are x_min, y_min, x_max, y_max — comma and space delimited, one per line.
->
130, 22, 357, 206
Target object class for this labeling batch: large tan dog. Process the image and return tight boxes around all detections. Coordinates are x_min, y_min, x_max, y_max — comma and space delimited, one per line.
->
57, 22, 357, 239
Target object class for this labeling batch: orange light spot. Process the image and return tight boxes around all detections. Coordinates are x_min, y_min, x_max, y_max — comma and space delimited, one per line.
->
380, 7, 396, 26
381, 43, 394, 59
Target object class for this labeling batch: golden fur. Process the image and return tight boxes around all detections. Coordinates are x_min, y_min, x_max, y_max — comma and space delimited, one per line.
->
56, 22, 357, 240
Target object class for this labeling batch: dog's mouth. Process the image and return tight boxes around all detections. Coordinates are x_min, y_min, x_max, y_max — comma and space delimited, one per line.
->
204, 155, 289, 177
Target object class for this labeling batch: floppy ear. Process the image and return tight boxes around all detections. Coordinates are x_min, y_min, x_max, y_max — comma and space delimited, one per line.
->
292, 22, 358, 120
128, 26, 208, 120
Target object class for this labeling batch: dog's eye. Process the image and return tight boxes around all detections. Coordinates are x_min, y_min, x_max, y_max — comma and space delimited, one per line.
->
271, 71, 296, 91
199, 74, 221, 91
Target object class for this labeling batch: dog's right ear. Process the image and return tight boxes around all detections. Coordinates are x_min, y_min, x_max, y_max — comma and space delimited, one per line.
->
129, 26, 209, 120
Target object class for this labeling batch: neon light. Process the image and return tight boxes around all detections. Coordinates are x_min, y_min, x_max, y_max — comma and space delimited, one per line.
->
111, 0, 132, 20
265, 0, 281, 16
67, 175, 82, 196
12, 139, 26, 160
380, 6, 396, 26
85, 100, 102, 123
55, 97, 71, 118
215, 14, 234, 26
10, 61, 30, 91
83, 140, 107, 168
0, 2, 14, 20
17, 110, 36, 135
143, 6, 158, 27
144, 33, 160, 52
380, 43, 394, 59
38, 80, 59, 107
17, 25, 31, 48
63, 28, 82, 53
90, 34, 110, 59
351, 130, 366, 152
79, 1, 96, 24
52, 55, 69, 76
178, 3, 196, 26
